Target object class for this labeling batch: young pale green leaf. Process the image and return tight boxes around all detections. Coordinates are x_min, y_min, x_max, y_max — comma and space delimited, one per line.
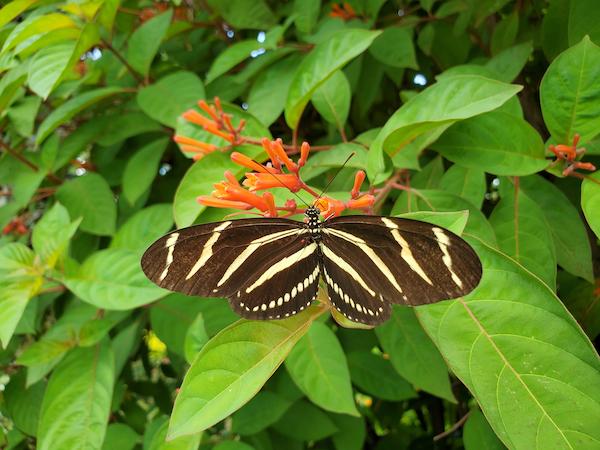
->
1, 13, 77, 55
272, 399, 339, 441
100, 423, 139, 450
311, 70, 351, 129
38, 342, 115, 450
463, 409, 505, 450
167, 306, 324, 439
0, 65, 28, 113
375, 306, 455, 402
440, 164, 486, 209
137, 71, 205, 127
490, 189, 557, 288
78, 311, 129, 347
126, 10, 172, 77
418, 239, 600, 449
432, 111, 547, 175
3, 370, 45, 437
285, 321, 358, 416
61, 248, 166, 310
581, 170, 600, 240
231, 391, 291, 435
8, 95, 42, 137
36, 87, 124, 144
285, 29, 381, 128
347, 351, 416, 401
31, 202, 80, 269
368, 75, 521, 181
184, 313, 209, 364
0, 0, 37, 28
540, 36, 600, 143
110, 204, 173, 254
485, 41, 533, 83
27, 23, 99, 99
122, 138, 169, 205
293, 0, 320, 34
369, 26, 418, 69
55, 173, 116, 236
397, 210, 469, 236
392, 189, 497, 246
146, 417, 201, 450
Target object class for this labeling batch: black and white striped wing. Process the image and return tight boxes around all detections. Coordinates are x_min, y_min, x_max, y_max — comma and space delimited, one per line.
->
141, 218, 320, 320
321, 216, 482, 325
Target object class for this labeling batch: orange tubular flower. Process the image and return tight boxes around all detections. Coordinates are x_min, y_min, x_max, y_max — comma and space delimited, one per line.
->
231, 152, 270, 174
197, 196, 252, 210
262, 191, 277, 217
271, 139, 298, 173
347, 194, 375, 210
351, 170, 366, 199
212, 182, 270, 212
244, 172, 303, 192
298, 141, 310, 168
182, 109, 214, 128
316, 197, 346, 218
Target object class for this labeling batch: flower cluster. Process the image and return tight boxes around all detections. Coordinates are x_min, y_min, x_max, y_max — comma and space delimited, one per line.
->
174, 97, 246, 160
197, 138, 375, 219
2, 216, 27, 236
549, 134, 596, 177
330, 2, 358, 20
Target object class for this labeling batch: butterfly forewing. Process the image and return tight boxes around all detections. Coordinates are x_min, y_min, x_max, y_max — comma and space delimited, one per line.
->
320, 216, 482, 324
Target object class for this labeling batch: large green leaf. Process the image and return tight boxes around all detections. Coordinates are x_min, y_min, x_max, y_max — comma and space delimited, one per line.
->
489, 188, 556, 289
293, 0, 320, 34
311, 70, 351, 129
439, 164, 486, 209
369, 26, 417, 69
110, 204, 173, 254
55, 173, 116, 236
581, 171, 600, 240
1, 13, 77, 55
375, 306, 455, 401
3, 371, 45, 437
36, 87, 125, 144
540, 36, 600, 143
31, 202, 80, 269
206, 40, 266, 84
122, 138, 169, 205
368, 75, 521, 182
285, 29, 381, 128
285, 321, 358, 416
126, 10, 172, 77
37, 342, 115, 450
231, 391, 291, 435
167, 306, 324, 439
463, 409, 505, 450
137, 71, 205, 127
432, 111, 547, 175
145, 416, 201, 450
0, 0, 38, 28
60, 248, 166, 310
272, 399, 338, 441
418, 239, 600, 449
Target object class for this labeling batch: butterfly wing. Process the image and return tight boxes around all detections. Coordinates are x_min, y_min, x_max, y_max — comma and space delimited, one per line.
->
320, 215, 482, 325
141, 218, 320, 320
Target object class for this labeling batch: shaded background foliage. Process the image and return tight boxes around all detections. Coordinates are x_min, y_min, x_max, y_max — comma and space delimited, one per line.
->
1, 0, 600, 449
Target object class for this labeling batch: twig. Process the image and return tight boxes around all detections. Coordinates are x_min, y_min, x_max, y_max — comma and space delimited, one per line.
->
433, 411, 471, 441
101, 39, 144, 84
0, 140, 38, 172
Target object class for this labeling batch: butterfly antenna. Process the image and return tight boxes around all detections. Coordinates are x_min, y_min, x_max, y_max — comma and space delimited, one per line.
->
317, 152, 355, 200
257, 160, 311, 208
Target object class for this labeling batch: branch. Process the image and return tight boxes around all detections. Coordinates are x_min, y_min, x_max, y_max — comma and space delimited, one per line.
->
101, 39, 144, 84
433, 411, 471, 442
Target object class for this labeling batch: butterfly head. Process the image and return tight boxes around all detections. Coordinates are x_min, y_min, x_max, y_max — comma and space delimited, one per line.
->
304, 205, 321, 229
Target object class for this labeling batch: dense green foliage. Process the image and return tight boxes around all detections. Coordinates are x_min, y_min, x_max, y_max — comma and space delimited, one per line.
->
1, 0, 600, 449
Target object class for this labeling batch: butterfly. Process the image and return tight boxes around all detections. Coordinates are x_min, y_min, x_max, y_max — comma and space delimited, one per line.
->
141, 205, 482, 326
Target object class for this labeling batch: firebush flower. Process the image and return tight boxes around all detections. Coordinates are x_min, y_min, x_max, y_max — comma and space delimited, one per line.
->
197, 140, 374, 219
549, 133, 596, 177
330, 2, 358, 20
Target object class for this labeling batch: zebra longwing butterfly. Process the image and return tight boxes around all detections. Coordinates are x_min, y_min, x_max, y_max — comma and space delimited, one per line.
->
141, 206, 482, 326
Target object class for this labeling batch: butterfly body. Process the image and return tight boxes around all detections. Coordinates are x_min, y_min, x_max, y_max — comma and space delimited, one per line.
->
141, 206, 482, 325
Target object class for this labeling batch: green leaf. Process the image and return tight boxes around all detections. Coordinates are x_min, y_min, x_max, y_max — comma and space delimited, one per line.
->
231, 391, 291, 435
206, 0, 275, 29
285, 29, 381, 128
127, 10, 173, 77
369, 27, 418, 69
432, 111, 547, 176
184, 313, 209, 364
167, 307, 323, 439
485, 41, 533, 83
146, 416, 201, 450
541, 0, 570, 60
440, 164, 486, 209
36, 87, 124, 145
61, 248, 166, 310
285, 321, 358, 416
463, 409, 505, 450
568, 0, 600, 46
375, 306, 455, 402
2, 13, 77, 55
294, 0, 320, 34
96, 112, 162, 146
32, 202, 80, 269
122, 138, 169, 205
516, 175, 593, 282
347, 351, 416, 401
111, 204, 173, 254
0, 0, 38, 28
8, 95, 41, 137
369, 75, 521, 182
540, 36, 600, 143
55, 173, 116, 236
206, 40, 264, 84
4, 370, 45, 437
137, 71, 205, 127
490, 12, 519, 55
418, 239, 600, 449
490, 187, 557, 289
28, 23, 100, 99
100, 424, 139, 450
581, 170, 600, 240
272, 399, 338, 441
38, 342, 115, 450
311, 70, 351, 128
329, 414, 366, 450
214, 442, 254, 450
